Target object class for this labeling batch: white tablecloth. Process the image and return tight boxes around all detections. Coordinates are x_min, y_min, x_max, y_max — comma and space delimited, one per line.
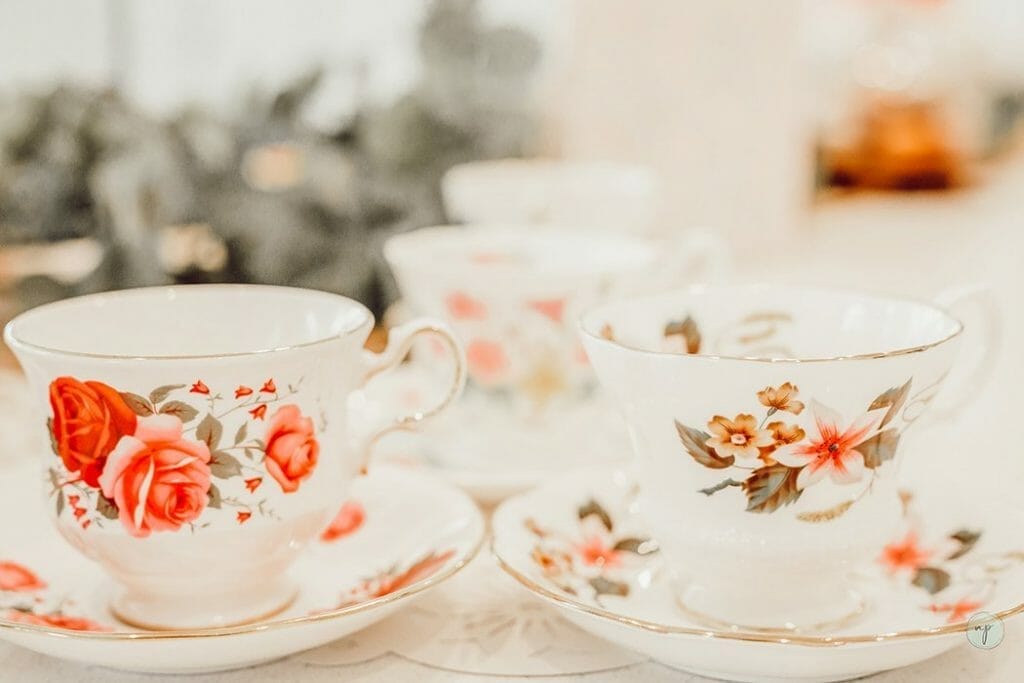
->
5, 158, 1024, 682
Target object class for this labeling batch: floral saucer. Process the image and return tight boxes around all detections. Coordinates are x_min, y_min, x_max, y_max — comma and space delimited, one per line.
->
492, 467, 1024, 683
0, 463, 484, 674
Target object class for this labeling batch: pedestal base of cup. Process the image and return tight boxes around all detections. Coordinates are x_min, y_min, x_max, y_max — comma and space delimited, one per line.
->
110, 576, 298, 631
674, 579, 866, 634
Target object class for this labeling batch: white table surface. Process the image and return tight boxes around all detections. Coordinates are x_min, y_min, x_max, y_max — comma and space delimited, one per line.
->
4, 158, 1024, 682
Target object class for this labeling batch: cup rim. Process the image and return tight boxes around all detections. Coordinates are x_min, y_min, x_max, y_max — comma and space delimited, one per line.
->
580, 283, 965, 364
383, 224, 657, 276
4, 284, 374, 361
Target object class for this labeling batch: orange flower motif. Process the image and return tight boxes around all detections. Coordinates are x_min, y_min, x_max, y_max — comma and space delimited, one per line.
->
81, 519, 91, 530
575, 536, 622, 568
773, 402, 886, 489
758, 421, 806, 464
528, 299, 566, 323
249, 404, 268, 420
705, 414, 774, 461
880, 532, 931, 573
260, 379, 276, 394
320, 501, 365, 542
235, 385, 253, 399
445, 292, 487, 320
72, 507, 87, 520
0, 562, 46, 592
190, 380, 210, 395
67, 495, 80, 506
244, 477, 262, 493
929, 599, 984, 623
6, 610, 110, 632
757, 382, 805, 415
236, 511, 252, 524
465, 340, 507, 384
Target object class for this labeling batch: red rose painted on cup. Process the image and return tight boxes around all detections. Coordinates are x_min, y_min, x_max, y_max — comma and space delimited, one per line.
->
0, 561, 46, 592
49, 377, 137, 488
99, 414, 212, 538
264, 405, 320, 493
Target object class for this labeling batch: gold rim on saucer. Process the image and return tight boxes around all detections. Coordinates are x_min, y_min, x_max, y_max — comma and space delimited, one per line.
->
491, 539, 1024, 648
0, 529, 484, 642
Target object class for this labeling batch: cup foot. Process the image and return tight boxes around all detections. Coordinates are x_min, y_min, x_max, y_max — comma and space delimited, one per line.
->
110, 576, 298, 631
675, 580, 866, 634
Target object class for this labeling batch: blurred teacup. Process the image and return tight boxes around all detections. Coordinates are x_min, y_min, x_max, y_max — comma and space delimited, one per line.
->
384, 226, 727, 427
441, 159, 661, 235
581, 284, 998, 630
5, 285, 464, 630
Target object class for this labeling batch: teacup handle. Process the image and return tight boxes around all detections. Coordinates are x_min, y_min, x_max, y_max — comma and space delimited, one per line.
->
357, 318, 466, 473
926, 284, 1002, 418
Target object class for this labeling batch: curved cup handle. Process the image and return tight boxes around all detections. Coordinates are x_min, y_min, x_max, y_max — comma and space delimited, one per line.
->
356, 317, 466, 473
927, 284, 1002, 419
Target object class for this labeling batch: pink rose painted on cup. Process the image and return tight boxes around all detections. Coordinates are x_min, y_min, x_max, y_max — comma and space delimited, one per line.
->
0, 561, 46, 592
264, 405, 319, 493
99, 414, 212, 538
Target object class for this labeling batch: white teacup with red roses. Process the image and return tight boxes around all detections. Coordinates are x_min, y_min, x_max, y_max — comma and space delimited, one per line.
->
4, 285, 464, 630
580, 284, 999, 631
383, 226, 727, 469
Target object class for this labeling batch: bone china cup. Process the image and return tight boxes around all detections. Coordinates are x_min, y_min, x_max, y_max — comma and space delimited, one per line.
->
4, 285, 465, 630
580, 284, 997, 631
384, 225, 727, 423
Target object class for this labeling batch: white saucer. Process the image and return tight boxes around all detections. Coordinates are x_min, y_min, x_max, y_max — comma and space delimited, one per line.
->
365, 366, 630, 503
492, 467, 1024, 683
0, 464, 484, 674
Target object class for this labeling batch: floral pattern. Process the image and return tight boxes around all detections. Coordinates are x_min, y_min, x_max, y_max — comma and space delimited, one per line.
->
879, 492, 1024, 624
321, 501, 366, 542
0, 562, 46, 592
678, 379, 913, 519
0, 560, 111, 632
525, 499, 657, 603
335, 549, 455, 608
45, 376, 319, 536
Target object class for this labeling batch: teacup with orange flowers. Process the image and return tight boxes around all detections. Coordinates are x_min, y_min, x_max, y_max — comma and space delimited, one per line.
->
5, 285, 465, 630
383, 225, 727, 466
581, 284, 999, 631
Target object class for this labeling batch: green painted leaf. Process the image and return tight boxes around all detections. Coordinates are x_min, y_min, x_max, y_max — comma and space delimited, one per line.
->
578, 499, 613, 531
664, 315, 701, 353
234, 423, 247, 445
675, 420, 734, 469
868, 379, 913, 428
96, 494, 119, 520
589, 576, 629, 597
210, 451, 242, 479
47, 418, 60, 456
860, 429, 901, 469
207, 483, 222, 509
159, 400, 199, 423
119, 392, 154, 417
196, 413, 223, 450
612, 537, 656, 555
47, 467, 59, 490
56, 490, 65, 517
698, 478, 744, 496
149, 384, 186, 404
743, 464, 802, 513
948, 529, 982, 560
912, 566, 951, 594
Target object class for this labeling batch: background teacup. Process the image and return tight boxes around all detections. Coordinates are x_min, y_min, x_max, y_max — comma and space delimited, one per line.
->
581, 284, 998, 630
4, 285, 464, 630
382, 225, 728, 480
441, 159, 662, 235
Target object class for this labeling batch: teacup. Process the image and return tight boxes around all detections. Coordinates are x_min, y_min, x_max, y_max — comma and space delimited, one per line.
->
580, 284, 998, 630
441, 159, 661, 234
4, 284, 465, 630
384, 225, 728, 427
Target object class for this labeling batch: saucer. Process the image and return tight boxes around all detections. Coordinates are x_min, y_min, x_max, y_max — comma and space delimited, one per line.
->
365, 366, 630, 503
492, 467, 1024, 683
0, 463, 484, 674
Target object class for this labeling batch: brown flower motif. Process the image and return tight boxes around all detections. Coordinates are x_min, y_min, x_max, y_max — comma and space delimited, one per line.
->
705, 414, 774, 461
757, 382, 805, 415
758, 421, 806, 464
